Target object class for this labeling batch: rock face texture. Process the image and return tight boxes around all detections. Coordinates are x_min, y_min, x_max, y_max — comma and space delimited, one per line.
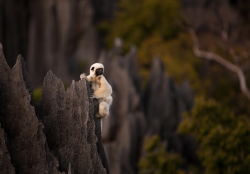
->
0, 44, 109, 174
0, 124, 15, 174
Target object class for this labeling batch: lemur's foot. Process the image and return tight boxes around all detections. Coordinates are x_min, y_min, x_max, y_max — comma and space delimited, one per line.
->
96, 113, 107, 118
96, 113, 102, 118
80, 73, 86, 80
90, 94, 96, 99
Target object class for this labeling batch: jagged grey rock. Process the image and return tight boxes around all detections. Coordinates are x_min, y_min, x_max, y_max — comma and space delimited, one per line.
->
144, 57, 182, 138
36, 72, 107, 174
0, 44, 63, 174
143, 57, 198, 165
0, 44, 109, 174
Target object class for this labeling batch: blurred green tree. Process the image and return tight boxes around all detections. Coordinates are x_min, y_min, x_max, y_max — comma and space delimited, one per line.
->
99, 0, 181, 51
178, 97, 250, 174
139, 135, 200, 174
139, 135, 184, 174
33, 87, 43, 103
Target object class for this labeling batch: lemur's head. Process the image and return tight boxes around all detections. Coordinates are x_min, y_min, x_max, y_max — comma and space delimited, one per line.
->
89, 63, 104, 77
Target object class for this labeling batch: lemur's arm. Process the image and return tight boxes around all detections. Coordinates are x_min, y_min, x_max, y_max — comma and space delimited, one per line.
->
86, 75, 94, 82
80, 73, 94, 82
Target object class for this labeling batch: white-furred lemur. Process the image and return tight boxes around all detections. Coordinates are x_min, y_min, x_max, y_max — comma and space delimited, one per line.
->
80, 63, 113, 128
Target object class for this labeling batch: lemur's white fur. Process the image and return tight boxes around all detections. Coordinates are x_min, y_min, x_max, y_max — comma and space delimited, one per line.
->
80, 63, 112, 121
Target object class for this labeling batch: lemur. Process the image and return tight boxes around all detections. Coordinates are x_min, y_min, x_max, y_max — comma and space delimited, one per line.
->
80, 63, 113, 120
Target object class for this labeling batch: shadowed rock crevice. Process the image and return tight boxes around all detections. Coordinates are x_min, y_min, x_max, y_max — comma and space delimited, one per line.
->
0, 44, 109, 174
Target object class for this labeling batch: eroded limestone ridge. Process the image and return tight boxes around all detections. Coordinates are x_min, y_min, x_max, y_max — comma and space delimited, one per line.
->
0, 43, 109, 174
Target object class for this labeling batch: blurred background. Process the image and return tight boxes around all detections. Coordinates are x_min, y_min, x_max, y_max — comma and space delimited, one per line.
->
1, 0, 250, 173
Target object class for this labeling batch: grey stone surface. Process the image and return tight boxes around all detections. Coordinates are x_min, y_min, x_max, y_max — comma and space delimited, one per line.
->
143, 57, 198, 164
0, 44, 109, 174
0, 44, 63, 174
36, 72, 107, 174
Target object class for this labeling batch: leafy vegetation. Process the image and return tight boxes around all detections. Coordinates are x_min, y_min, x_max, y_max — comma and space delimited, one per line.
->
139, 136, 201, 174
33, 87, 43, 103
178, 98, 250, 174
99, 0, 181, 51
139, 135, 184, 174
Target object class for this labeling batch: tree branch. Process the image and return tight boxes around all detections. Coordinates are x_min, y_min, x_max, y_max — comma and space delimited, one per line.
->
189, 28, 250, 100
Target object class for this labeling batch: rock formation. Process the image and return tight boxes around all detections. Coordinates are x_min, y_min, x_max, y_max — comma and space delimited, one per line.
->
143, 57, 199, 165
0, 44, 109, 174
143, 57, 193, 149
0, 123, 15, 174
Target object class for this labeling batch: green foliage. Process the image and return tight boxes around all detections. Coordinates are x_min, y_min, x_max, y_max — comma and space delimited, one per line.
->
33, 87, 42, 103
139, 135, 184, 174
99, 0, 181, 51
178, 97, 250, 174
138, 33, 202, 91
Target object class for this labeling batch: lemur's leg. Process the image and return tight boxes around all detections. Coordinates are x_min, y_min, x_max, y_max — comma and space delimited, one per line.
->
99, 101, 110, 118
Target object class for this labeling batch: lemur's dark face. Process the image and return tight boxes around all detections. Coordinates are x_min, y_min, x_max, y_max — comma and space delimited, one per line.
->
94, 68, 103, 76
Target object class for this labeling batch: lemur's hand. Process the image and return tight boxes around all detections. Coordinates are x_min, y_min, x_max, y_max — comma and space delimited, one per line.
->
90, 94, 96, 100
80, 73, 86, 80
